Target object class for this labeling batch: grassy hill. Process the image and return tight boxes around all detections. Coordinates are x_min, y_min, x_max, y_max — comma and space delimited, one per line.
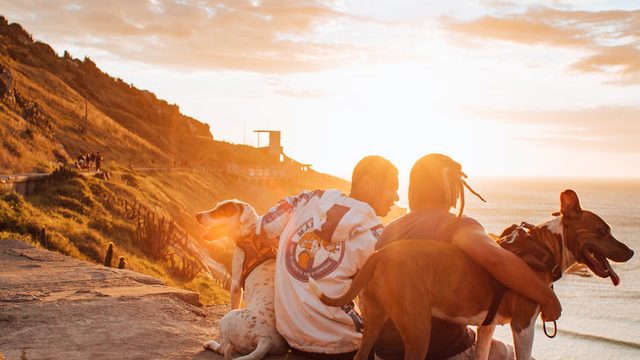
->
0, 15, 349, 304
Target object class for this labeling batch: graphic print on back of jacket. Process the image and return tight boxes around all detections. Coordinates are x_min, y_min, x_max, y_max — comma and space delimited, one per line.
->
258, 189, 383, 354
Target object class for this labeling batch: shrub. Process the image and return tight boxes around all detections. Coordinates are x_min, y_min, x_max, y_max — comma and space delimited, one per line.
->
2, 138, 20, 156
0, 192, 41, 235
49, 166, 79, 182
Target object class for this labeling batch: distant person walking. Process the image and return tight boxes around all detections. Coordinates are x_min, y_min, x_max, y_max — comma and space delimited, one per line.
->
77, 154, 86, 169
95, 151, 103, 171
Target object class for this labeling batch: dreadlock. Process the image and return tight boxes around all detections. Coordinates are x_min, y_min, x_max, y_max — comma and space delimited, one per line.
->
408, 154, 486, 217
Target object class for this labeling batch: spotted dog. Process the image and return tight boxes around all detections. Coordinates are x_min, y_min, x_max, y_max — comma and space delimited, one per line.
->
196, 200, 287, 360
311, 190, 634, 360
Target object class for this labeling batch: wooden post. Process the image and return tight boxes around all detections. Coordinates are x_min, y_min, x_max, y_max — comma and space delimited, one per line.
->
83, 97, 88, 133
104, 242, 113, 267
39, 227, 47, 248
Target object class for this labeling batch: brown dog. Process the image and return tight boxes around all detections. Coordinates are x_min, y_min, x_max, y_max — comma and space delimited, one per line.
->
310, 190, 634, 360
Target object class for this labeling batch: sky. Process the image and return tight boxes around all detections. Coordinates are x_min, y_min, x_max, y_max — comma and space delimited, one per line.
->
2, 0, 639, 188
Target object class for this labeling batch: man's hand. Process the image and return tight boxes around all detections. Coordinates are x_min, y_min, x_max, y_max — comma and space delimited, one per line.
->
540, 291, 562, 321
531, 226, 562, 321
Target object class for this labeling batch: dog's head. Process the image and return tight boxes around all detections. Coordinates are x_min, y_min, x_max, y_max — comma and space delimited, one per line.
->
555, 189, 634, 285
195, 200, 258, 243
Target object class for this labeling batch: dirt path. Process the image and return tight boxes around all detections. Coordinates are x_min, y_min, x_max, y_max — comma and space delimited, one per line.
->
0, 239, 229, 360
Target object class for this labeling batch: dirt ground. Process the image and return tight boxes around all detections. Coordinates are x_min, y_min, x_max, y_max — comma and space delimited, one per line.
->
0, 239, 237, 360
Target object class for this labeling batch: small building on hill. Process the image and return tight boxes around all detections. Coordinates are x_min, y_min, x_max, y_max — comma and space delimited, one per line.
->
253, 130, 283, 163
226, 130, 312, 184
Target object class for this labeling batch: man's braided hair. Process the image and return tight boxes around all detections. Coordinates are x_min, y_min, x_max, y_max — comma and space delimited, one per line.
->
409, 154, 485, 217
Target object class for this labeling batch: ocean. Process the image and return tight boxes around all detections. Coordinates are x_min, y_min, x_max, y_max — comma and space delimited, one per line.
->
454, 178, 640, 359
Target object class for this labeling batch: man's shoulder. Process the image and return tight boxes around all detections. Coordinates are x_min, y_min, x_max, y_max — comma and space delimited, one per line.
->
383, 211, 423, 231
378, 210, 474, 248
377, 214, 412, 249
385, 212, 412, 227
310, 192, 381, 243
442, 213, 482, 231
293, 189, 328, 202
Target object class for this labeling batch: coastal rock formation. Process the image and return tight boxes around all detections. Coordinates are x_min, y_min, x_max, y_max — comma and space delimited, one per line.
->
0, 63, 12, 98
0, 61, 52, 135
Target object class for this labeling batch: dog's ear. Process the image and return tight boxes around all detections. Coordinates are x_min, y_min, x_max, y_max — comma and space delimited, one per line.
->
559, 189, 582, 220
214, 201, 244, 218
239, 202, 258, 220
196, 200, 243, 226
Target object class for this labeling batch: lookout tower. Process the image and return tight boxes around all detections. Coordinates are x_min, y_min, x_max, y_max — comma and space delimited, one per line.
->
254, 130, 283, 162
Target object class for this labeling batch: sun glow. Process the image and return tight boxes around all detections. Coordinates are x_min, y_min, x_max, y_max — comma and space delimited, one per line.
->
260, 60, 543, 182
11, 0, 638, 185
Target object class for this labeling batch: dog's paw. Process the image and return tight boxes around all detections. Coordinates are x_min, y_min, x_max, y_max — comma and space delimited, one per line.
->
203, 340, 222, 353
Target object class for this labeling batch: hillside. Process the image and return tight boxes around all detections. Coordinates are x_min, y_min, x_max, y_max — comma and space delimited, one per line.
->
0, 15, 349, 303
0, 15, 343, 172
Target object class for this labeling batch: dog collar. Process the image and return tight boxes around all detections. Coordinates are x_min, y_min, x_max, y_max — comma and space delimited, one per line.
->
499, 222, 563, 282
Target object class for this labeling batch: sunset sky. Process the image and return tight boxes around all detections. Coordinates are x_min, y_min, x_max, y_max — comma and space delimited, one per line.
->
2, 0, 639, 184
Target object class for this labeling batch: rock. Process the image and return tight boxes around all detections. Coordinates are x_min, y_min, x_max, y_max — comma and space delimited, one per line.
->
0, 63, 12, 98
10, 88, 54, 134
6, 23, 33, 46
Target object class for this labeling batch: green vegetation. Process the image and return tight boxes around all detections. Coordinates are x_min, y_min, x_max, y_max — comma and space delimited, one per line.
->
0, 166, 347, 304
0, 170, 231, 303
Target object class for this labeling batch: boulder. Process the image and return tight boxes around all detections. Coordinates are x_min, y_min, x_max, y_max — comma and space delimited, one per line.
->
0, 63, 13, 98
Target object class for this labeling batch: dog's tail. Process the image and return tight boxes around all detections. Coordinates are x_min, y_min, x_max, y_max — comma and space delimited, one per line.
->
309, 250, 382, 307
234, 338, 271, 360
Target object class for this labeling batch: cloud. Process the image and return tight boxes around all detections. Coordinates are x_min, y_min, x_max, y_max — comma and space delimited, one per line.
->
443, 14, 590, 47
1, 0, 373, 73
480, 0, 517, 9
572, 45, 640, 85
442, 7, 640, 85
478, 106, 640, 152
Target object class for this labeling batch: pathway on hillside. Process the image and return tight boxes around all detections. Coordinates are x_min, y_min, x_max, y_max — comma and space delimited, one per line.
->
0, 169, 233, 288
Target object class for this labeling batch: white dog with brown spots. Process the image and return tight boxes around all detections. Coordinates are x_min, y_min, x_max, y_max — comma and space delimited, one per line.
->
196, 200, 287, 360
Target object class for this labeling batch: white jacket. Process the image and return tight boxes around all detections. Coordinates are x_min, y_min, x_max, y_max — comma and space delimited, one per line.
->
258, 189, 383, 354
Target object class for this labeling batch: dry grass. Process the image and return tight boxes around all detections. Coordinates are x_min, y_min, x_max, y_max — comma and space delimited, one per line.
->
0, 20, 349, 306
0, 165, 347, 304
0, 171, 228, 303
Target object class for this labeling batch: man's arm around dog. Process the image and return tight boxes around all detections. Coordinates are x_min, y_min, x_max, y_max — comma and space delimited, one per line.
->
452, 225, 562, 321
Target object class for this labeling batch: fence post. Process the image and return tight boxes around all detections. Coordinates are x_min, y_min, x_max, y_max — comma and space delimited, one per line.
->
39, 227, 48, 248
104, 242, 114, 267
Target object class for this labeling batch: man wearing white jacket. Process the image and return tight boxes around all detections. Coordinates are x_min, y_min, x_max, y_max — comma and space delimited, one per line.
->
258, 156, 399, 360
